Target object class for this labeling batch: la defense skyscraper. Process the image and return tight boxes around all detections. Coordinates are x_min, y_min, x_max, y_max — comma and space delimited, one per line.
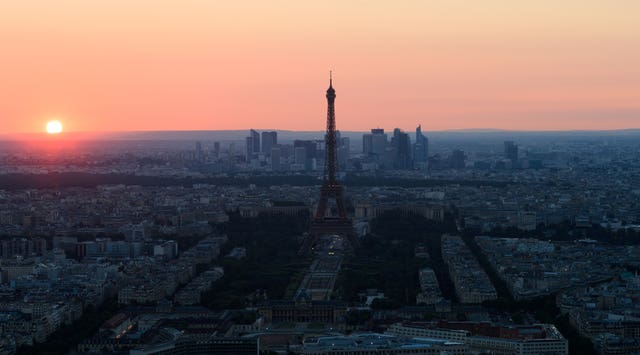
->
299, 74, 359, 254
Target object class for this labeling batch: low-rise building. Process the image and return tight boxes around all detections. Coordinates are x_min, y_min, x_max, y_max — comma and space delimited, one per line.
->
387, 321, 568, 355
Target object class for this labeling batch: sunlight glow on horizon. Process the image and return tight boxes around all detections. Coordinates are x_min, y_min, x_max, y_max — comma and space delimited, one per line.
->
1, 1, 639, 134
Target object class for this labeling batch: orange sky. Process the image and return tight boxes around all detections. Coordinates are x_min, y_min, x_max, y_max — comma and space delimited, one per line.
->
1, 0, 639, 134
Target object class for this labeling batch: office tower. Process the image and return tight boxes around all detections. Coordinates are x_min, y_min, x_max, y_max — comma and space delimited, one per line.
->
279, 144, 293, 161
414, 125, 429, 169
270, 147, 281, 171
391, 128, 412, 169
300, 74, 358, 254
504, 141, 519, 165
294, 140, 317, 170
363, 134, 373, 154
371, 130, 387, 156
363, 128, 388, 156
245, 129, 260, 161
249, 129, 260, 154
261, 131, 277, 155
294, 140, 318, 160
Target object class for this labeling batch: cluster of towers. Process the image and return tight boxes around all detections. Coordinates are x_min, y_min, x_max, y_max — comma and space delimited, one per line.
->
362, 125, 429, 170
245, 130, 278, 160
245, 131, 350, 172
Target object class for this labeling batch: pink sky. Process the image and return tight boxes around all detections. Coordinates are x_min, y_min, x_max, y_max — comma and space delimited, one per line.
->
1, 0, 639, 134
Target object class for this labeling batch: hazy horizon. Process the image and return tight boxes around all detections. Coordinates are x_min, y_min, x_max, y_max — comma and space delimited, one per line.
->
3, 127, 640, 144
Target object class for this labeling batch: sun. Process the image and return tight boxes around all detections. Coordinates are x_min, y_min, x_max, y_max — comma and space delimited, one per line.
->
46, 120, 63, 134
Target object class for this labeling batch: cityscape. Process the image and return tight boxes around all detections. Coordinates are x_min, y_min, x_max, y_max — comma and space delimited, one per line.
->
2, 1, 640, 355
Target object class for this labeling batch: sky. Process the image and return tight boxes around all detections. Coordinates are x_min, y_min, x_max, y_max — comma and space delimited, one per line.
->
1, 0, 639, 134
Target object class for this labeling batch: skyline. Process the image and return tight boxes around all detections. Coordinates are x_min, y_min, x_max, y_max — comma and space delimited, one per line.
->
1, 1, 639, 134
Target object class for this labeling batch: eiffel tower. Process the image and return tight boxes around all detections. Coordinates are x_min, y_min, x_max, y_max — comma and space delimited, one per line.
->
299, 73, 359, 254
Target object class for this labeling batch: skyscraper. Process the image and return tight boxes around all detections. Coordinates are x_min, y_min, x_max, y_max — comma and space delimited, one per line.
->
294, 140, 318, 170
294, 140, 318, 159
392, 128, 412, 169
413, 125, 429, 169
249, 129, 260, 154
504, 141, 519, 166
363, 134, 373, 155
363, 128, 387, 156
246, 129, 260, 161
261, 131, 277, 155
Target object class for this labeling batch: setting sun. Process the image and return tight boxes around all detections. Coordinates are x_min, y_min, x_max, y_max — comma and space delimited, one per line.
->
46, 120, 63, 134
